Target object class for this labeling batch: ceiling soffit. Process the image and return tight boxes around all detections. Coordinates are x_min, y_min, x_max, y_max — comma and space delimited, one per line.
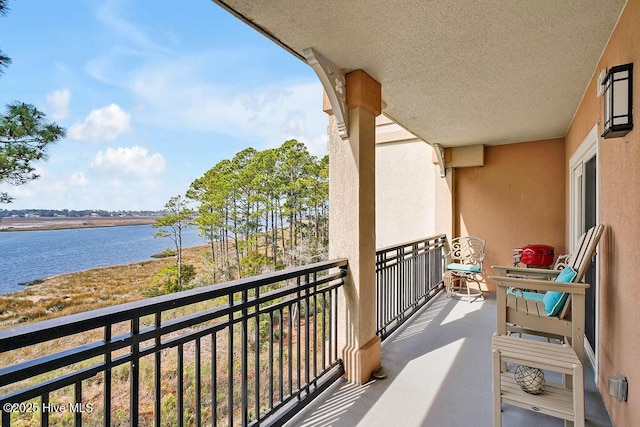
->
213, 0, 627, 148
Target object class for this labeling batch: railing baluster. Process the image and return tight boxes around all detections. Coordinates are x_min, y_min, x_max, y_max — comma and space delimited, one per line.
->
304, 275, 311, 393
254, 284, 260, 425
104, 325, 112, 427
211, 331, 217, 427
1, 406, 9, 426
313, 271, 318, 383
177, 343, 184, 427
195, 337, 201, 427
228, 290, 234, 427
279, 307, 284, 403
321, 292, 326, 370
269, 311, 274, 409
328, 289, 333, 369
331, 291, 339, 360
296, 276, 302, 397
241, 287, 249, 426
75, 380, 82, 427
131, 316, 140, 427
288, 303, 293, 397
154, 313, 161, 427
388, 253, 391, 329
41, 393, 49, 426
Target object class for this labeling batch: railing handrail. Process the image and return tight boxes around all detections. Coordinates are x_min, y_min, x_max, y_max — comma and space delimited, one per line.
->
0, 258, 348, 351
376, 234, 447, 254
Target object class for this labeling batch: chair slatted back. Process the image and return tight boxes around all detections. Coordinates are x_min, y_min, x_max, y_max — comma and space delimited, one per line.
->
565, 224, 605, 283
556, 224, 604, 321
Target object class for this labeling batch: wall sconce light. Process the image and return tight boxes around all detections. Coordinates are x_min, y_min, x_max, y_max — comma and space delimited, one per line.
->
601, 63, 633, 139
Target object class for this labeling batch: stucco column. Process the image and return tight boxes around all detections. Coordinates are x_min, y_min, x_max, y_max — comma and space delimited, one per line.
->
326, 69, 382, 384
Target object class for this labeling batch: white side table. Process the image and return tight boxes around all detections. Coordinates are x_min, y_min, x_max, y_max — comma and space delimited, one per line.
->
492, 334, 584, 427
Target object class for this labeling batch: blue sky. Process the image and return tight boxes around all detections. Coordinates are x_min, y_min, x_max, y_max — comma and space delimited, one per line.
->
0, 0, 327, 210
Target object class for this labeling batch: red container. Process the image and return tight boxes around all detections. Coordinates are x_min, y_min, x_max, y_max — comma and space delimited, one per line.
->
520, 244, 554, 267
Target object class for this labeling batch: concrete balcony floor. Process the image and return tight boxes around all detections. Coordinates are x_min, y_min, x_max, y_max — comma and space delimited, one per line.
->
286, 292, 612, 427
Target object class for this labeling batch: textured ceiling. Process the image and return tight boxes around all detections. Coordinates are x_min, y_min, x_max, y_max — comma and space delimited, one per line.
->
213, 0, 627, 147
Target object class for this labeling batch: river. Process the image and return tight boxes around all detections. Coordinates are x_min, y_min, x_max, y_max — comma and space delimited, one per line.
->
0, 225, 207, 295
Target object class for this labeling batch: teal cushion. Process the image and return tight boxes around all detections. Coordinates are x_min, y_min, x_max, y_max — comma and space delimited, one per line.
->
542, 267, 577, 316
556, 266, 578, 283
447, 263, 481, 273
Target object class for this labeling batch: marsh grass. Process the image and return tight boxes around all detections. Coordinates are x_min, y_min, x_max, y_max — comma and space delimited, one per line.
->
0, 246, 213, 327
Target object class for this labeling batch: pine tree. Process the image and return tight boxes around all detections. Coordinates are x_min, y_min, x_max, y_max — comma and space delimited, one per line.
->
153, 195, 194, 290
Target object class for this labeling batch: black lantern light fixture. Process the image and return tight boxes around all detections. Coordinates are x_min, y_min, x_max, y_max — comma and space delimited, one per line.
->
601, 63, 633, 139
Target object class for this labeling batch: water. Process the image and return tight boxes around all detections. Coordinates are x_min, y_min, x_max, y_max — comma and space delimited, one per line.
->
0, 225, 207, 295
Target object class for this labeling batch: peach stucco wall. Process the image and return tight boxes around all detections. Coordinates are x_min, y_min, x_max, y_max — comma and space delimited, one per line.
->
455, 139, 566, 292
565, 0, 640, 424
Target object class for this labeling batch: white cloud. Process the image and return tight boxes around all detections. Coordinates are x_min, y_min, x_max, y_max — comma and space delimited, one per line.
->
0, 167, 89, 208
91, 146, 165, 177
0, 150, 169, 210
46, 89, 71, 120
95, 1, 168, 54
69, 104, 131, 142
127, 63, 329, 156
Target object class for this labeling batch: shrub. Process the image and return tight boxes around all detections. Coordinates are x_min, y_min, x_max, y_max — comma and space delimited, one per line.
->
144, 264, 196, 296
151, 248, 177, 258
239, 251, 272, 278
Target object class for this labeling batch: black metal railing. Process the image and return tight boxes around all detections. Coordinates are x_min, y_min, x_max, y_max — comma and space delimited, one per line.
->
0, 259, 347, 427
375, 235, 447, 340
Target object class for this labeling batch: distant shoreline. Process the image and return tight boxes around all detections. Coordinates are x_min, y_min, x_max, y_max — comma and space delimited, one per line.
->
0, 216, 158, 232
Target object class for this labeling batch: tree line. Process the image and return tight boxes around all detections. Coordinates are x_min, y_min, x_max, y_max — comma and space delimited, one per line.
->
153, 139, 329, 293
0, 209, 162, 218
187, 139, 329, 281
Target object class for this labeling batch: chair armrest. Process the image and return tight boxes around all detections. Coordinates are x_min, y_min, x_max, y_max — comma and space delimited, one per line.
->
491, 265, 560, 279
489, 275, 589, 294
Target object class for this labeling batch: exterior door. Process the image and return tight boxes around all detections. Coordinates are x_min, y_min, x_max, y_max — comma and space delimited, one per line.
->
583, 156, 597, 357
570, 124, 600, 376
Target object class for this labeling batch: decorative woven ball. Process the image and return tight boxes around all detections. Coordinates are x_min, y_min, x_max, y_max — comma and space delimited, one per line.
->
514, 365, 546, 395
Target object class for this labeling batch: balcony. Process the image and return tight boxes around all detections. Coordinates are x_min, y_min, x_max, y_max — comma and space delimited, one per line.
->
285, 294, 612, 427
0, 236, 611, 426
